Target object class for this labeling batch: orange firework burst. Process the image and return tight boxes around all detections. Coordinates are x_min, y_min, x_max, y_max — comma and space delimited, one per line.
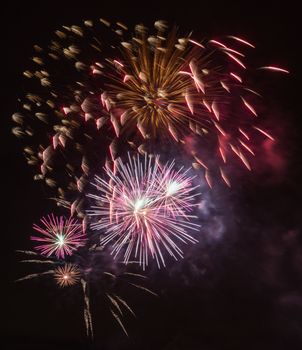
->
106, 30, 208, 139
54, 263, 81, 287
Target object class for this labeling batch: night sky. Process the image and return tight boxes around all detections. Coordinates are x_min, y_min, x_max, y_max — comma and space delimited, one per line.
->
2, 1, 302, 349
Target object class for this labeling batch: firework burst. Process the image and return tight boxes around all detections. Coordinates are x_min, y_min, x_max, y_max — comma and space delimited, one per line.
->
54, 263, 81, 287
11, 19, 288, 210
31, 214, 86, 258
88, 154, 200, 268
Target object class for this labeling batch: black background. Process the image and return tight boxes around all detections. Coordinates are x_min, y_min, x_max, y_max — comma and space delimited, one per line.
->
2, 1, 302, 349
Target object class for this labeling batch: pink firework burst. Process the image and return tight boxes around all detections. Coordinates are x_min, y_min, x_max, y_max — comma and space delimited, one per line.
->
88, 154, 200, 269
31, 215, 86, 259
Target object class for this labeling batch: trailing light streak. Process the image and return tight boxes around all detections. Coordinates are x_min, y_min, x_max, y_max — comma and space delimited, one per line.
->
259, 66, 290, 74
253, 126, 275, 141
228, 36, 255, 48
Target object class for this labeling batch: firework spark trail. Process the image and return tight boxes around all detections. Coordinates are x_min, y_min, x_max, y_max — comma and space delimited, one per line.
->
20, 259, 57, 264
31, 214, 86, 258
88, 154, 200, 269
15, 248, 156, 337
15, 270, 55, 282
81, 278, 94, 338
15, 250, 56, 281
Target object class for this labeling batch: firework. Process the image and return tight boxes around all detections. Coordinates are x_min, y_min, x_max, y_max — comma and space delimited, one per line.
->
54, 263, 81, 287
88, 154, 200, 268
12, 17, 289, 341
16, 249, 155, 337
11, 19, 288, 207
157, 160, 200, 216
31, 214, 86, 258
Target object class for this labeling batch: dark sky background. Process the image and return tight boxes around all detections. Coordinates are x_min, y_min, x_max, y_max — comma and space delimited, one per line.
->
2, 0, 302, 349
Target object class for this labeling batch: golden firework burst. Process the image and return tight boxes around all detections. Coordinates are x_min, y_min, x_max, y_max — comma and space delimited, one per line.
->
54, 263, 81, 287
107, 27, 221, 141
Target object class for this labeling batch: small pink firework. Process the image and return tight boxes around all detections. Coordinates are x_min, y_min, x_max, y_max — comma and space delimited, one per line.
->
54, 264, 81, 287
88, 154, 200, 269
31, 215, 86, 259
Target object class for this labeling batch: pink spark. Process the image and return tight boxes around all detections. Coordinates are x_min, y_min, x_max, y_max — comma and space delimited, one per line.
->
205, 170, 213, 189
194, 156, 208, 170
52, 134, 59, 149
230, 144, 241, 158
185, 93, 194, 114
244, 88, 262, 97
238, 152, 251, 171
113, 59, 124, 67
109, 139, 117, 160
120, 111, 128, 125
230, 72, 243, 83
220, 81, 230, 93
110, 114, 120, 137
168, 124, 179, 142
40, 164, 47, 175
238, 128, 250, 140
100, 93, 106, 107
220, 168, 231, 187
219, 147, 227, 163
123, 75, 132, 83
190, 74, 205, 94
222, 47, 245, 57
214, 122, 226, 137
241, 97, 257, 116
96, 117, 106, 129
253, 126, 275, 141
92, 68, 102, 75
84, 113, 91, 122
230, 145, 251, 170
202, 99, 212, 112
62, 107, 69, 115
189, 39, 205, 49
259, 66, 289, 74
179, 71, 191, 76
225, 52, 246, 69
58, 135, 66, 147
228, 36, 255, 48
211, 102, 220, 120
238, 139, 255, 155
209, 39, 227, 48
137, 121, 147, 139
